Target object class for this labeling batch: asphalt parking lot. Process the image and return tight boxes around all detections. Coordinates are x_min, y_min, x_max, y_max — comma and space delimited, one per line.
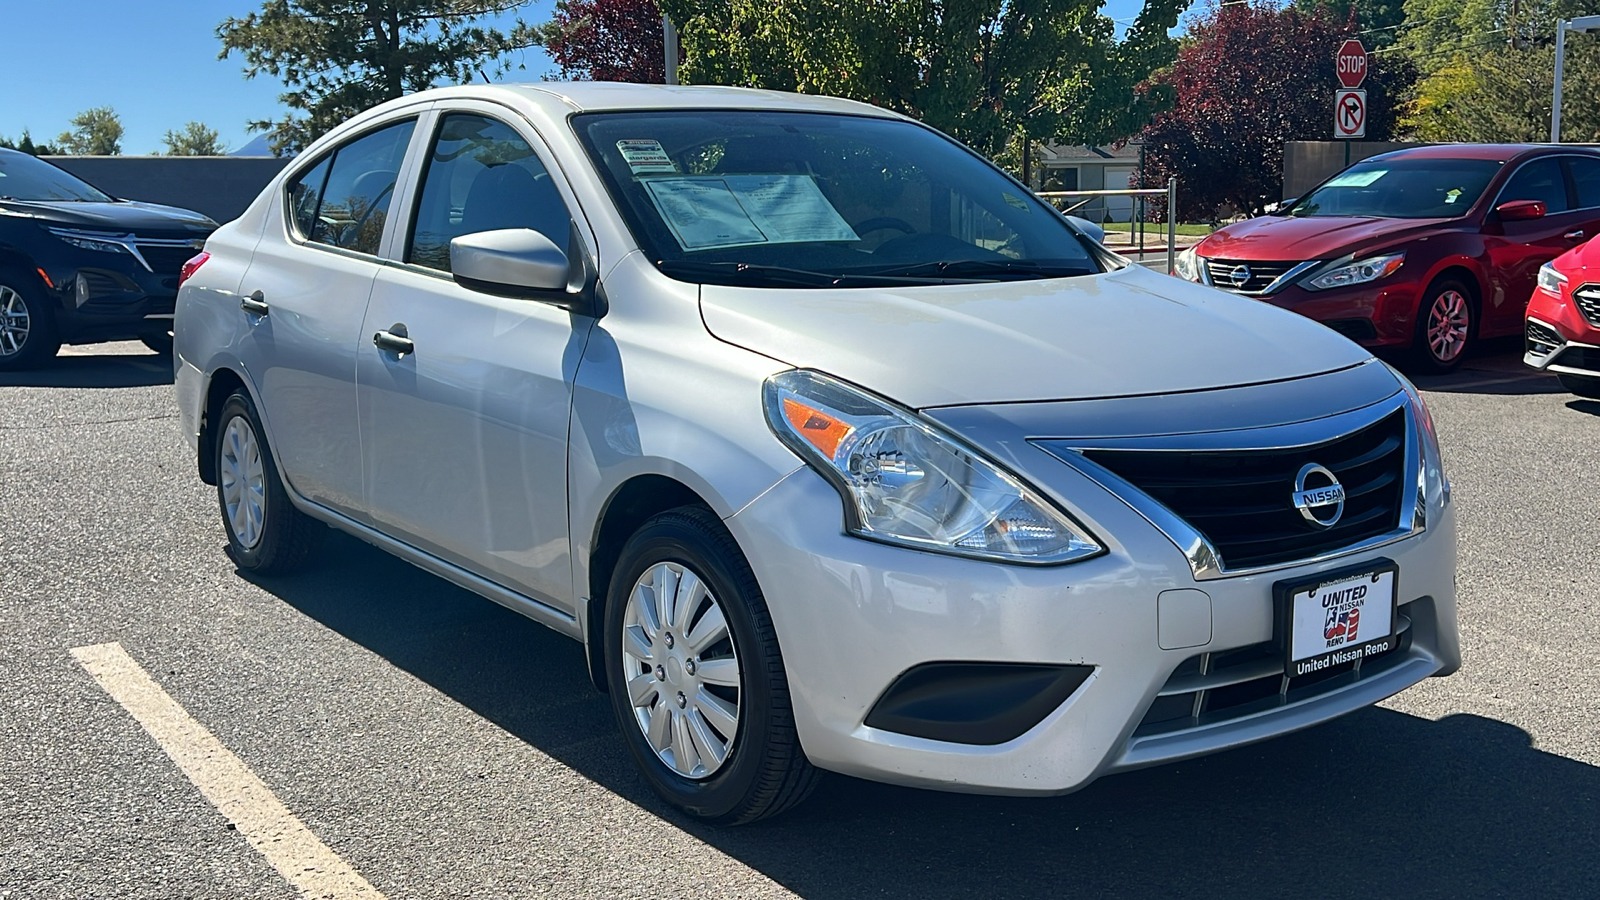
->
2, 338, 1597, 899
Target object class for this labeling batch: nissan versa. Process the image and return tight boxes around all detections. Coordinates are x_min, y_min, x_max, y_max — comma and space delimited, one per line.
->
174, 84, 1460, 824
0, 148, 216, 369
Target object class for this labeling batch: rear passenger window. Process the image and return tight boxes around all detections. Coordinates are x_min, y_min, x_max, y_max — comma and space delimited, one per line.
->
407, 114, 573, 272
1500, 159, 1571, 214
1569, 157, 1600, 210
285, 119, 416, 256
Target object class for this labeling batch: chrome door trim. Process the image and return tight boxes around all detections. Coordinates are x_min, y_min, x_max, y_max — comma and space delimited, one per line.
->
1033, 392, 1424, 581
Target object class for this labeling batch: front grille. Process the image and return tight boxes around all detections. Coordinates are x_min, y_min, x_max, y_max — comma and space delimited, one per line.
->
1082, 410, 1407, 571
1527, 319, 1564, 356
1203, 259, 1302, 294
135, 244, 203, 274
1136, 614, 1412, 737
1575, 284, 1600, 327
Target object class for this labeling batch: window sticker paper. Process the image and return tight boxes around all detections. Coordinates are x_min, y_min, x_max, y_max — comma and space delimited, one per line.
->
644, 179, 769, 250
643, 175, 860, 252
617, 139, 679, 175
724, 175, 860, 244
1324, 168, 1387, 188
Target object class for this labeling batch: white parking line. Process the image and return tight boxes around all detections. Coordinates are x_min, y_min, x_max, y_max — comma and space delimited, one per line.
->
72, 642, 385, 899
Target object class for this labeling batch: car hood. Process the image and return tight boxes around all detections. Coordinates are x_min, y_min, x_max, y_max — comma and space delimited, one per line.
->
1197, 214, 1454, 262
0, 198, 216, 237
699, 264, 1373, 408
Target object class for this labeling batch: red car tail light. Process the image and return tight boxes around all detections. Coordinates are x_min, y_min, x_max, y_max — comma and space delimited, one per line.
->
178, 251, 210, 288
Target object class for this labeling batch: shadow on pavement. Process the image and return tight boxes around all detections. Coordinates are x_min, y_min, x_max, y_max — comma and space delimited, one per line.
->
1567, 399, 1600, 417
254, 531, 1600, 899
0, 352, 172, 389
1405, 338, 1567, 396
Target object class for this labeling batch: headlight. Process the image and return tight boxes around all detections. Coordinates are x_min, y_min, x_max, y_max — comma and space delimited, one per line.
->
1386, 364, 1450, 515
1304, 252, 1405, 291
1173, 246, 1202, 282
48, 227, 130, 255
1537, 261, 1568, 296
763, 369, 1104, 564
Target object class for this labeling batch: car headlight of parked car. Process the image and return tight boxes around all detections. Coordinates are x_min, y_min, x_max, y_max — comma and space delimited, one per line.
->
1173, 245, 1202, 282
764, 369, 1104, 564
1536, 261, 1567, 296
47, 227, 131, 256
1303, 252, 1405, 291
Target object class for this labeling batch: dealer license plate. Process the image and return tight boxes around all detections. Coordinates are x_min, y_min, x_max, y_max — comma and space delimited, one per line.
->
1280, 562, 1398, 678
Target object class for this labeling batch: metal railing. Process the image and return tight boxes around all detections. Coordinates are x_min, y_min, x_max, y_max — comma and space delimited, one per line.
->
1035, 177, 1180, 272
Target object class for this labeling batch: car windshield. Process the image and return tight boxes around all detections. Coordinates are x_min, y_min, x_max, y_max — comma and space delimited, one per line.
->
572, 110, 1101, 288
0, 150, 113, 202
1286, 157, 1503, 219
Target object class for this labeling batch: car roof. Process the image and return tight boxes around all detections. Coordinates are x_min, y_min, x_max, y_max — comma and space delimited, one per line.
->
421, 82, 904, 120
1365, 143, 1600, 163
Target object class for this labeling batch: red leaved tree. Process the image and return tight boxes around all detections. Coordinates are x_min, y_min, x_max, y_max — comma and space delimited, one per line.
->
537, 0, 669, 83
1138, 0, 1412, 221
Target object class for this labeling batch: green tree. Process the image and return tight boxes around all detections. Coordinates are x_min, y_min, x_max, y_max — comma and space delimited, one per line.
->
55, 107, 124, 155
0, 129, 62, 156
656, 0, 1186, 167
218, 0, 536, 156
1293, 0, 1406, 49
161, 122, 228, 155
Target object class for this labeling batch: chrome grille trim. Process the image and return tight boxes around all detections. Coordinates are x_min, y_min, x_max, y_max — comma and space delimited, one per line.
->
1575, 283, 1600, 327
1033, 392, 1423, 581
1201, 259, 1319, 295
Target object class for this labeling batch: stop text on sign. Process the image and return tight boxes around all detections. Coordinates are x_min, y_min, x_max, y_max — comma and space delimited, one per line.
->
1337, 39, 1368, 89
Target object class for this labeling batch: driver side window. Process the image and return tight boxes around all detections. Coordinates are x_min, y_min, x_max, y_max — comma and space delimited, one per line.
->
285, 119, 416, 256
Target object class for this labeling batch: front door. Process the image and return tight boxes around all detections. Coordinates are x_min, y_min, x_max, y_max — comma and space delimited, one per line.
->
236, 117, 418, 517
356, 110, 591, 611
1485, 156, 1591, 335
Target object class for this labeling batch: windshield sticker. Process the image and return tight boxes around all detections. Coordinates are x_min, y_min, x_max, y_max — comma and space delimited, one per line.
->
1444, 188, 1463, 204
643, 175, 860, 251
1002, 192, 1032, 212
1324, 168, 1386, 188
617, 139, 678, 175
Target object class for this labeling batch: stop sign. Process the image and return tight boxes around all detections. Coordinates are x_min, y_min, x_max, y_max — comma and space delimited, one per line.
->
1337, 39, 1368, 88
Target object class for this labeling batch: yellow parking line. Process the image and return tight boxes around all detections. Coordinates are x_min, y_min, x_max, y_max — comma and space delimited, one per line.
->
71, 642, 384, 900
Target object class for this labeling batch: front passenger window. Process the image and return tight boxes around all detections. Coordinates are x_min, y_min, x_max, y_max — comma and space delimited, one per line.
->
407, 114, 574, 272
1501, 159, 1571, 215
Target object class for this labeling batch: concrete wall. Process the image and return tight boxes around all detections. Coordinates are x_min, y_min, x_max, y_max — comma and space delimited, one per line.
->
45, 156, 290, 224
1282, 142, 1425, 201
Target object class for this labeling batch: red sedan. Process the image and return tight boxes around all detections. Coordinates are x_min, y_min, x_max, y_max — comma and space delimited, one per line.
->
1175, 145, 1600, 372
1525, 236, 1600, 398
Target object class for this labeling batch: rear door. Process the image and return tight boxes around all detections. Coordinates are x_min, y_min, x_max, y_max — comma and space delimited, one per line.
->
355, 105, 593, 612
235, 116, 421, 518
1484, 156, 1589, 334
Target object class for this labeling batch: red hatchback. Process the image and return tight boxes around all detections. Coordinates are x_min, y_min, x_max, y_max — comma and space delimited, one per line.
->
1525, 237, 1600, 398
1175, 145, 1600, 372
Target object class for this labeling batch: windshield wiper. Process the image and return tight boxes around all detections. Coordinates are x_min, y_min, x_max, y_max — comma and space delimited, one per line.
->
657, 259, 970, 287
856, 259, 1095, 280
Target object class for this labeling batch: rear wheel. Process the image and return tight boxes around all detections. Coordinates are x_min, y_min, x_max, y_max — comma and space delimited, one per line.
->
1558, 373, 1600, 399
1412, 279, 1475, 373
0, 274, 61, 371
605, 506, 820, 824
215, 390, 322, 574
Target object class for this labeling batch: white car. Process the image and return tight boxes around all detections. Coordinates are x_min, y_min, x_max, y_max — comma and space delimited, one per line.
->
175, 83, 1460, 824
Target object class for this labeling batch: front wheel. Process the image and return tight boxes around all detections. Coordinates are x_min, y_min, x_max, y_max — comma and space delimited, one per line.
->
0, 274, 62, 371
1558, 372, 1600, 399
605, 507, 820, 824
214, 391, 322, 574
1412, 279, 1475, 373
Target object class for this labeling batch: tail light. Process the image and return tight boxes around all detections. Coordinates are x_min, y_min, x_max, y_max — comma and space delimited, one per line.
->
178, 251, 210, 288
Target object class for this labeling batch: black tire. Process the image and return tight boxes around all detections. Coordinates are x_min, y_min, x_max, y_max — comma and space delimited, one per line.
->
0, 270, 62, 371
214, 390, 322, 574
605, 506, 820, 825
1411, 278, 1477, 374
1558, 373, 1600, 399
141, 331, 174, 357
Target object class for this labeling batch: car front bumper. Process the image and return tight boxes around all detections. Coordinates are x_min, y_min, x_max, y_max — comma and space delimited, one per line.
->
38, 256, 182, 344
726, 464, 1459, 796
1525, 284, 1600, 376
1191, 266, 1423, 349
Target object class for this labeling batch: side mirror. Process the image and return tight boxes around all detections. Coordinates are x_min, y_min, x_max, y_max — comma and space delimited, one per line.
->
1496, 199, 1547, 222
451, 227, 571, 296
1066, 215, 1106, 245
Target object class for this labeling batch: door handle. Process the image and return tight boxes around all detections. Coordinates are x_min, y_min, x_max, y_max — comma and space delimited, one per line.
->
1565, 230, 1586, 241
373, 324, 414, 357
240, 291, 269, 316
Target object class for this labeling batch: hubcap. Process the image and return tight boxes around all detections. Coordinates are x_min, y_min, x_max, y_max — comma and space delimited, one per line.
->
1427, 289, 1470, 363
620, 561, 742, 780
0, 286, 31, 357
219, 415, 266, 549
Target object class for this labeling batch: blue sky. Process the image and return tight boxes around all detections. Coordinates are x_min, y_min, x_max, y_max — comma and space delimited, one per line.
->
0, 0, 1162, 156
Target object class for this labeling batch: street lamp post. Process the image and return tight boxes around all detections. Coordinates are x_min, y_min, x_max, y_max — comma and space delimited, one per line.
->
1552, 15, 1600, 142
